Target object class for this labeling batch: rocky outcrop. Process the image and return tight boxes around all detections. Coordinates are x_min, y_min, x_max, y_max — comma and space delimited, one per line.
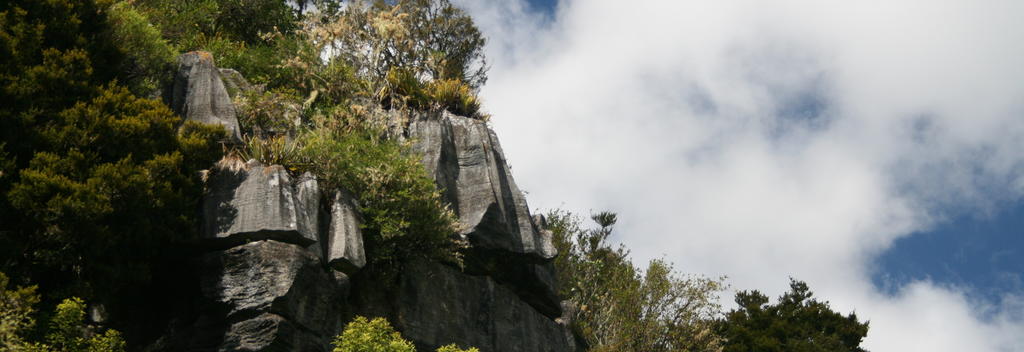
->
409, 112, 556, 260
202, 161, 319, 248
188, 241, 349, 352
171, 51, 243, 143
158, 53, 576, 350
385, 260, 572, 352
326, 190, 366, 275
408, 111, 562, 318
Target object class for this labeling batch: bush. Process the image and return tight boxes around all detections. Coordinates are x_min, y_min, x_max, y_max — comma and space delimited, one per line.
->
298, 128, 463, 271
234, 88, 304, 137
332, 316, 479, 352
425, 79, 482, 118
1, 273, 125, 352
240, 135, 302, 168
106, 2, 177, 95
333, 317, 415, 352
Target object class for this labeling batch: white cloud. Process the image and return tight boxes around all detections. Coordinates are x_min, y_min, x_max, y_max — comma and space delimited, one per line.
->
456, 0, 1024, 350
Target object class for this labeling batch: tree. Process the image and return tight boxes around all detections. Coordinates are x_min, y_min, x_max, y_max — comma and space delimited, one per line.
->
547, 210, 726, 352
290, 0, 488, 118
717, 279, 869, 352
0, 0, 224, 327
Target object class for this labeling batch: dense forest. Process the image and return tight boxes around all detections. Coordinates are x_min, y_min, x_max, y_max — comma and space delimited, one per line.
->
0, 0, 868, 351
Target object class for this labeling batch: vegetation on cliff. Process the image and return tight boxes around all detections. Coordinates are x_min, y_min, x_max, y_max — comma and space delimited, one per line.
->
0, 0, 869, 350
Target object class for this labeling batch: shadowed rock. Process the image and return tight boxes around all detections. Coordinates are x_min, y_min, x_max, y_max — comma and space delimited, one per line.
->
409, 112, 556, 260
202, 162, 318, 248
326, 189, 366, 274
195, 241, 349, 352
409, 111, 561, 317
171, 51, 243, 143
387, 260, 573, 352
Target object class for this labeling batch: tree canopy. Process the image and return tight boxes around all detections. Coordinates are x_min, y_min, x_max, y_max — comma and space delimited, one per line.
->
547, 210, 726, 352
717, 279, 870, 352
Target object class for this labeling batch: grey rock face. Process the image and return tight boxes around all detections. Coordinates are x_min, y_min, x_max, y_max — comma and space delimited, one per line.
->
390, 261, 573, 352
409, 112, 556, 260
172, 51, 243, 143
202, 162, 319, 248
218, 68, 253, 98
196, 241, 349, 352
409, 112, 561, 318
326, 190, 366, 275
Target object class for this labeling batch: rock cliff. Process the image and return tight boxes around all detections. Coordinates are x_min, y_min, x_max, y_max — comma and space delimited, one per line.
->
156, 53, 577, 352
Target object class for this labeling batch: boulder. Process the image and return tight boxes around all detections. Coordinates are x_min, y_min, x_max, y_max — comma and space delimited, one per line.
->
195, 241, 350, 352
202, 162, 318, 247
326, 189, 366, 274
389, 261, 573, 352
171, 51, 243, 143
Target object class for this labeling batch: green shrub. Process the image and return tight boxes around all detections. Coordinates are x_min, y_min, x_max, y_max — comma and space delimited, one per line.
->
235, 88, 303, 137
425, 79, 482, 118
1, 273, 125, 352
298, 128, 463, 270
333, 317, 415, 352
435, 344, 479, 352
332, 316, 479, 352
106, 1, 176, 95
240, 135, 302, 169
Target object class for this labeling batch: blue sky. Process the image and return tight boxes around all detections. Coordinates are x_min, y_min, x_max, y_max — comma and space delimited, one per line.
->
874, 200, 1024, 309
458, 0, 1024, 350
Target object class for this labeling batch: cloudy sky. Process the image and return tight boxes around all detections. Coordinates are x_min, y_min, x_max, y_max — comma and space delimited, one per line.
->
453, 0, 1024, 350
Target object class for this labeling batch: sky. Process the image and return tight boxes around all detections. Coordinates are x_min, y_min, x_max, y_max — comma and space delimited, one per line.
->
454, 0, 1024, 350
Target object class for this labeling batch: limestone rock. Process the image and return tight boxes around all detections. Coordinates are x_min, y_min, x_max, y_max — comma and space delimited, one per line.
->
218, 68, 252, 98
196, 241, 349, 352
389, 261, 573, 352
409, 112, 555, 260
409, 112, 561, 317
202, 162, 318, 247
326, 189, 366, 274
171, 51, 243, 143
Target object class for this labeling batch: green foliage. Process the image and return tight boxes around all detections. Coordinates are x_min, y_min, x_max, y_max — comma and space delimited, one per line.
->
3, 84, 224, 305
240, 135, 302, 168
333, 316, 415, 352
1, 273, 125, 352
292, 0, 488, 119
717, 279, 869, 352
547, 210, 726, 352
132, 0, 302, 85
234, 88, 304, 137
435, 345, 478, 352
332, 316, 478, 352
0, 272, 39, 349
106, 1, 176, 95
298, 128, 463, 270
